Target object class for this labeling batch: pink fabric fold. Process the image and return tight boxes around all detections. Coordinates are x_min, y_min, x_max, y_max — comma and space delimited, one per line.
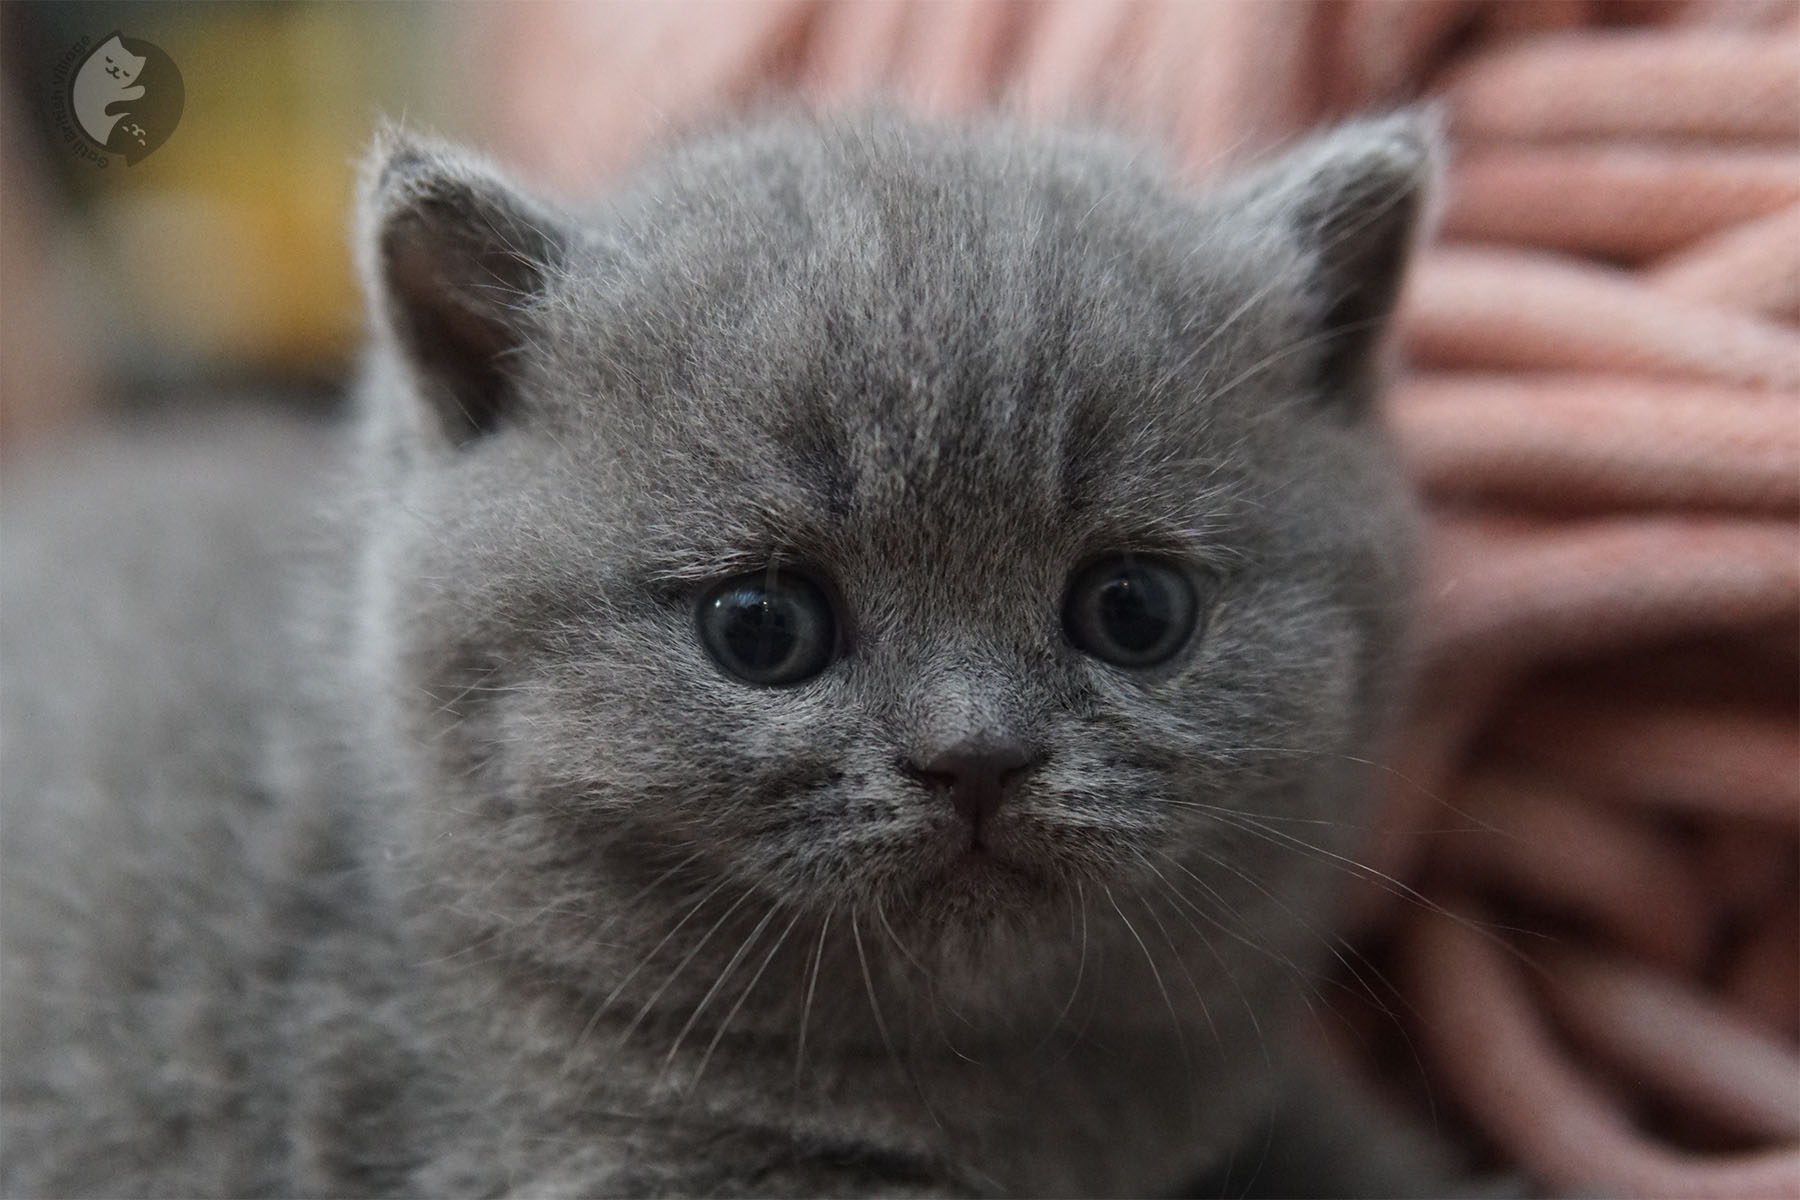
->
1443, 147, 1800, 261
1442, 29, 1800, 143
472, 3, 1800, 1193
1405, 247, 1800, 386
1395, 375, 1800, 511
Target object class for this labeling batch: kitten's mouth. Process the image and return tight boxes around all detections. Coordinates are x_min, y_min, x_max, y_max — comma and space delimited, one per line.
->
939, 818, 1005, 865
931, 829, 1047, 895
867, 810, 1072, 928
951, 843, 1002, 873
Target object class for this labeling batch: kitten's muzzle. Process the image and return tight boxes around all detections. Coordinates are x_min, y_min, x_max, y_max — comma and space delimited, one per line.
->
901, 737, 1042, 842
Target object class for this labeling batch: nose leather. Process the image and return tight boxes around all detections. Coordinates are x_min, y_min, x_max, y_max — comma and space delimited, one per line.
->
904, 738, 1038, 831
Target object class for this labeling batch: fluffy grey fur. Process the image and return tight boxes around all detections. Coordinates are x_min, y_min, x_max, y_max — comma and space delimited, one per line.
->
1, 111, 1443, 1197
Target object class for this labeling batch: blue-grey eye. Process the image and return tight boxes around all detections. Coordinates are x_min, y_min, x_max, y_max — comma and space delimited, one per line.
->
1063, 555, 1198, 668
697, 570, 836, 686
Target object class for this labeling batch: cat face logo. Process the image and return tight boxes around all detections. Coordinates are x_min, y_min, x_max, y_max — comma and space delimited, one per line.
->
67, 33, 183, 164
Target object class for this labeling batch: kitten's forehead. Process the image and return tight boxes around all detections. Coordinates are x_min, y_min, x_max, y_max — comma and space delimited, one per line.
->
549, 119, 1292, 578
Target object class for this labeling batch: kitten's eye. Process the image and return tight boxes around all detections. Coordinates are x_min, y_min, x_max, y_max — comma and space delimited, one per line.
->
697, 570, 837, 686
1062, 555, 1199, 668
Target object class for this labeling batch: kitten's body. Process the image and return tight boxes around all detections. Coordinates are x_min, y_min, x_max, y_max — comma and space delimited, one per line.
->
2, 113, 1440, 1196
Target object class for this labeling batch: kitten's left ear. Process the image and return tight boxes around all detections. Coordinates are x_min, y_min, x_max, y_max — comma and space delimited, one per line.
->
358, 127, 572, 446
1226, 111, 1444, 409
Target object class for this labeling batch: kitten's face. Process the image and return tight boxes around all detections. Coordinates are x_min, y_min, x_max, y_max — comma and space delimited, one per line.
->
91, 36, 146, 87
360, 115, 1429, 1020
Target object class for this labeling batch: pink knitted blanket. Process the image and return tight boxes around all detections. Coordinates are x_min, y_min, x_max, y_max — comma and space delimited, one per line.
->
474, 3, 1800, 1194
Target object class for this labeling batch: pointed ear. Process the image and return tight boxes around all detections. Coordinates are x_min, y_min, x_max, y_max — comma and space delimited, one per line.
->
359, 128, 570, 446
1227, 111, 1443, 409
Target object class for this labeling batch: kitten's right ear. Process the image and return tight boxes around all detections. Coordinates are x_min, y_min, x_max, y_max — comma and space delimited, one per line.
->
1218, 111, 1444, 412
359, 128, 570, 446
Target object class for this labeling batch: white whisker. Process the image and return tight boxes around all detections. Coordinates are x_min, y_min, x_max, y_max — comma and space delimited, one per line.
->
1102, 884, 1188, 1067
793, 908, 832, 1090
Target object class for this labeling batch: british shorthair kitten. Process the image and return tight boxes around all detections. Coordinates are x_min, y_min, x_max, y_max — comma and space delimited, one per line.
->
1, 110, 1446, 1196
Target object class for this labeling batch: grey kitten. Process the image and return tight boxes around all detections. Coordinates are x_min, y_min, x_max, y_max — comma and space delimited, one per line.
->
1, 110, 1444, 1197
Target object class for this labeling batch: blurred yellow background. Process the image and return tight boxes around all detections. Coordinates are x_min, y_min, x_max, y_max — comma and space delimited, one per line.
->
2, 1, 468, 446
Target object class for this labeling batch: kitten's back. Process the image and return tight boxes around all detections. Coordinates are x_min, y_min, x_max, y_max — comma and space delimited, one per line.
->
1, 411, 340, 1196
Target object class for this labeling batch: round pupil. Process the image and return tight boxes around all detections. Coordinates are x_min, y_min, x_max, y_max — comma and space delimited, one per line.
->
699, 572, 835, 686
1063, 555, 1198, 668
1096, 570, 1174, 652
719, 589, 796, 670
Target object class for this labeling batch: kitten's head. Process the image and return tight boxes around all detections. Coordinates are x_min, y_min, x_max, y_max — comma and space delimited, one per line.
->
88, 35, 146, 87
353, 112, 1434, 1028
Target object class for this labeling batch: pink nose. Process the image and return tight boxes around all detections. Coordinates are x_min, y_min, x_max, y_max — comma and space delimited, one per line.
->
903, 739, 1039, 830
